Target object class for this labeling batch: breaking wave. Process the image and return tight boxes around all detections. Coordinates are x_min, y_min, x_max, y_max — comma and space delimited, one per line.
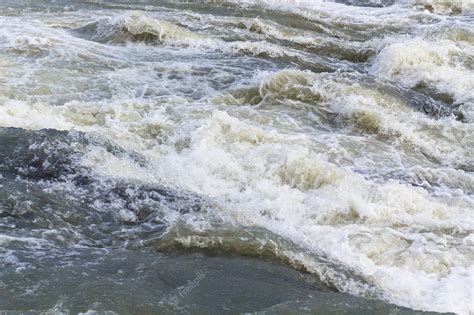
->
1, 1, 473, 314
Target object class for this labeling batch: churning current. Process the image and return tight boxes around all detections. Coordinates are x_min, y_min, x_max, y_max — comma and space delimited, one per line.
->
0, 0, 473, 314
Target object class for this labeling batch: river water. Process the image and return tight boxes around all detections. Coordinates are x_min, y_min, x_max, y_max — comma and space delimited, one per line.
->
0, 0, 473, 314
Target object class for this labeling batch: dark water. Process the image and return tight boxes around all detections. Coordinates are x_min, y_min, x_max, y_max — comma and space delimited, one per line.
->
0, 0, 472, 314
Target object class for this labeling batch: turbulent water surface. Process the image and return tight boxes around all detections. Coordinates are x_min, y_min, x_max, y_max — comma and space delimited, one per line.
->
0, 0, 473, 314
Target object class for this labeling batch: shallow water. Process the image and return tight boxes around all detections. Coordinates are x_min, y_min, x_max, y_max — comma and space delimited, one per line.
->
0, 0, 473, 314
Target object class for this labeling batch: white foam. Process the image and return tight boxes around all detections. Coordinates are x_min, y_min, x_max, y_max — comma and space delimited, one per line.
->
0, 98, 74, 130
371, 37, 474, 106
73, 106, 473, 313
1, 6, 473, 314
1, 67, 472, 313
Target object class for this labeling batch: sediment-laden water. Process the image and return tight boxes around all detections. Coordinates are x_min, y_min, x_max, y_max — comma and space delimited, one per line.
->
0, 0, 473, 314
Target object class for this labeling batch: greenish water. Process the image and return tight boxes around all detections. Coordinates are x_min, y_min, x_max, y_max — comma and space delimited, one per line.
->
0, 0, 472, 314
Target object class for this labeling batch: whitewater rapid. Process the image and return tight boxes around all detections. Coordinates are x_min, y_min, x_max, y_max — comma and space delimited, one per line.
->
0, 0, 473, 314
